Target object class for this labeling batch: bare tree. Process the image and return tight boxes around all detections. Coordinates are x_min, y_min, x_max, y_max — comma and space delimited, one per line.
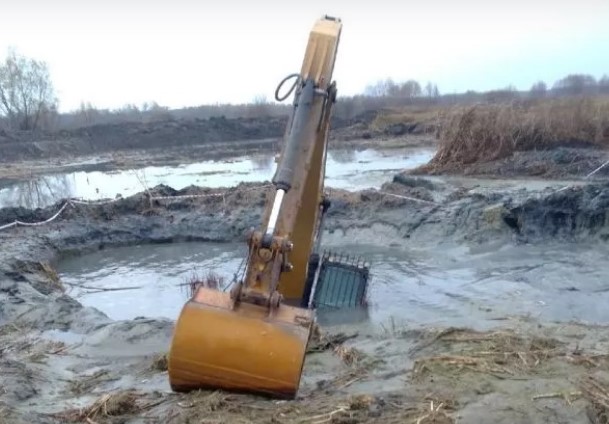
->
397, 80, 422, 98
553, 74, 597, 96
484, 85, 518, 103
424, 82, 440, 98
364, 78, 395, 97
247, 94, 271, 118
432, 84, 440, 98
599, 75, 609, 94
529, 81, 547, 98
365, 78, 422, 98
0, 48, 57, 130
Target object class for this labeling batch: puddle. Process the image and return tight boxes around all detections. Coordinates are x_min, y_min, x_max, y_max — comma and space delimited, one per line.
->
0, 148, 434, 208
58, 242, 248, 321
40, 329, 85, 344
56, 240, 609, 329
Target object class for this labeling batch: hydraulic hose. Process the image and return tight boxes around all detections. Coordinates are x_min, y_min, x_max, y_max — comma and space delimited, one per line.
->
275, 73, 301, 102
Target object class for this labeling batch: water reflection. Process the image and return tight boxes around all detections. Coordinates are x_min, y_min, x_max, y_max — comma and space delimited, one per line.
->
0, 148, 435, 209
56, 240, 609, 329
251, 155, 275, 172
329, 149, 356, 164
0, 175, 73, 209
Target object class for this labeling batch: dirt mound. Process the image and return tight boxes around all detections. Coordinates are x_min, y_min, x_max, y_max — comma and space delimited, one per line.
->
0, 116, 287, 163
0, 113, 378, 164
412, 147, 609, 179
509, 182, 609, 240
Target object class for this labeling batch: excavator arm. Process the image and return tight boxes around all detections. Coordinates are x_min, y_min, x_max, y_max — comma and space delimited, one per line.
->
167, 16, 349, 399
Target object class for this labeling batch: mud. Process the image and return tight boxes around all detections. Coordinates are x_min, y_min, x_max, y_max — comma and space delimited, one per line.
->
1, 170, 609, 423
0, 116, 291, 164
411, 146, 609, 180
0, 110, 434, 182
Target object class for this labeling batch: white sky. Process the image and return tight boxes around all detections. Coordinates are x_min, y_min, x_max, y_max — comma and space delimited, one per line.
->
1, 0, 608, 112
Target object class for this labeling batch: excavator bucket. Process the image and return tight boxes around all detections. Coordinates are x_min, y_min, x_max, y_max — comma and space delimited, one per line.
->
168, 287, 314, 399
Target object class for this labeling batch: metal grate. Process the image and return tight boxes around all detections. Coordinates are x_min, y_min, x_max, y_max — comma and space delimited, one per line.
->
311, 251, 370, 309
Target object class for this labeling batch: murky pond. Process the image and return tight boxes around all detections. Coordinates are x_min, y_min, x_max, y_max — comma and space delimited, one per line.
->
56, 239, 609, 329
0, 148, 434, 208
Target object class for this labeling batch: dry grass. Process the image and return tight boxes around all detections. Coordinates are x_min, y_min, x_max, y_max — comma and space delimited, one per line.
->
56, 390, 160, 423
370, 106, 445, 132
423, 96, 609, 171
411, 328, 564, 380
150, 353, 168, 372
334, 345, 363, 367
40, 261, 64, 291
306, 325, 358, 354
70, 370, 119, 395
581, 376, 609, 424
171, 390, 447, 424
175, 390, 228, 412
412, 399, 455, 424
12, 259, 65, 292
183, 269, 225, 298
307, 326, 369, 367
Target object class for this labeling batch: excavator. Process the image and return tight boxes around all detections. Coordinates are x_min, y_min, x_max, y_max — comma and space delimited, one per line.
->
167, 15, 370, 399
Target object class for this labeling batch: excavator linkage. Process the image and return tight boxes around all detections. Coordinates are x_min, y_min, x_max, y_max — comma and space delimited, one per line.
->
167, 16, 362, 399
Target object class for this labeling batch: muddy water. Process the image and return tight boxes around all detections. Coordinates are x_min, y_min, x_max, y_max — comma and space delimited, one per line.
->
0, 148, 434, 208
56, 239, 609, 330
58, 243, 248, 321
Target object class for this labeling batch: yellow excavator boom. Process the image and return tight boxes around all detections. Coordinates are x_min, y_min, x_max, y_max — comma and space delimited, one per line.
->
167, 16, 343, 399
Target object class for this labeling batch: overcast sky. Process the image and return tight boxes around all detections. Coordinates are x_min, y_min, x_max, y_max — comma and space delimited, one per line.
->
1, 0, 608, 112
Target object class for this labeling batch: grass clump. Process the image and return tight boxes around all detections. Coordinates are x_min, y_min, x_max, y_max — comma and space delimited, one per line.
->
150, 353, 168, 372
370, 105, 444, 132
182, 269, 225, 298
581, 376, 609, 424
424, 96, 609, 171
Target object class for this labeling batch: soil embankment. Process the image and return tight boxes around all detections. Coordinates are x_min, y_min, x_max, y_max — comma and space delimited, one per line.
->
0, 112, 431, 162
0, 113, 436, 184
2, 177, 609, 423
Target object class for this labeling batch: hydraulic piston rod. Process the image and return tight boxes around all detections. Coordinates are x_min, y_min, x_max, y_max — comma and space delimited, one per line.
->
265, 188, 286, 239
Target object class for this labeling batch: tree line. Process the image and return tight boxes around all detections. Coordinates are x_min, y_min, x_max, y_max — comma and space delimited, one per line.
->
0, 48, 608, 132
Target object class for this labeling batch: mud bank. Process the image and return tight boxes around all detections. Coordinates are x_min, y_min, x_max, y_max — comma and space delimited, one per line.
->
2, 179, 609, 423
411, 146, 609, 180
0, 111, 434, 169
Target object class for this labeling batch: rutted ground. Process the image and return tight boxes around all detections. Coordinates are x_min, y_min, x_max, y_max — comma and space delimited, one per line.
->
2, 174, 609, 423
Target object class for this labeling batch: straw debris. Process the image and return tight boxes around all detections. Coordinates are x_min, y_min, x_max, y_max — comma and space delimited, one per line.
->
411, 328, 563, 379
70, 370, 119, 395
150, 353, 168, 372
334, 345, 363, 367
57, 390, 148, 423
176, 390, 228, 412
412, 399, 455, 424
184, 270, 225, 298
306, 325, 358, 354
581, 376, 609, 424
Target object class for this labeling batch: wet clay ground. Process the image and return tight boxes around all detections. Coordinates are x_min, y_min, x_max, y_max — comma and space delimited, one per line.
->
2, 152, 609, 423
